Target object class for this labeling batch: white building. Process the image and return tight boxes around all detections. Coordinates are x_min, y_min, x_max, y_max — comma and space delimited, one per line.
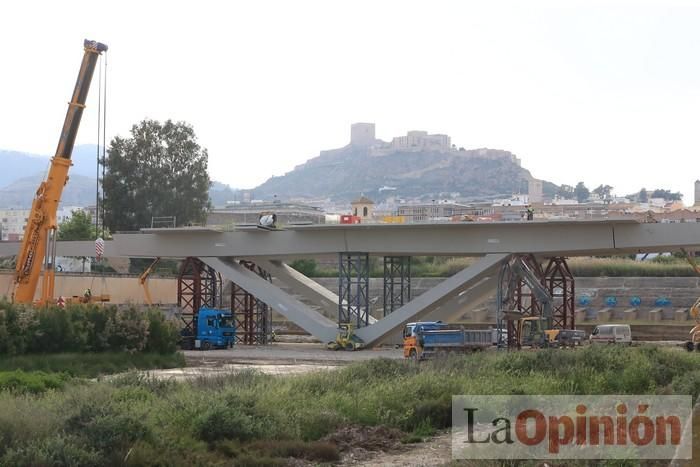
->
0, 206, 88, 241
0, 208, 30, 241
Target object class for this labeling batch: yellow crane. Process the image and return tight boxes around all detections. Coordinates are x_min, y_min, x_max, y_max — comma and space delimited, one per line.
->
682, 249, 700, 351
13, 40, 108, 304
139, 258, 161, 305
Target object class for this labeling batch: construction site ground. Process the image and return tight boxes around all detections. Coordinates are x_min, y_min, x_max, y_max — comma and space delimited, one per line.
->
183, 342, 402, 369
172, 340, 690, 379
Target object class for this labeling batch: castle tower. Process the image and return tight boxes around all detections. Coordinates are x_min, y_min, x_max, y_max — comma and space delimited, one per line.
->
695, 180, 700, 207
350, 123, 375, 147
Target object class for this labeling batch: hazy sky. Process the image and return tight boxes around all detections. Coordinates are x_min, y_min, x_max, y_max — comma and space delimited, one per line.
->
2, 0, 700, 202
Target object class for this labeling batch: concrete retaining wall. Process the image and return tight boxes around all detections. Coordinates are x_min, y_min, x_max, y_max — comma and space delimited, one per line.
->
0, 272, 176, 304
1, 272, 697, 325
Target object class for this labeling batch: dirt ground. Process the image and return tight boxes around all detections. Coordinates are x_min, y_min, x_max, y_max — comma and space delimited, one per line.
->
336, 430, 453, 467
184, 342, 404, 366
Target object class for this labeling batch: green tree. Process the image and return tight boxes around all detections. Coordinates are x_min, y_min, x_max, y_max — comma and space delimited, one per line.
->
592, 184, 613, 203
650, 189, 683, 201
574, 182, 590, 203
58, 210, 95, 241
556, 184, 575, 199
639, 188, 648, 203
102, 119, 211, 232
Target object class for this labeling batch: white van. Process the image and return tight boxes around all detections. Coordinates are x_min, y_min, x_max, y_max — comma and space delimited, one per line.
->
589, 324, 632, 345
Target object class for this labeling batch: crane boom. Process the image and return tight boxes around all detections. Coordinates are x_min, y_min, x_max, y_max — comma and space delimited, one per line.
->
13, 39, 108, 304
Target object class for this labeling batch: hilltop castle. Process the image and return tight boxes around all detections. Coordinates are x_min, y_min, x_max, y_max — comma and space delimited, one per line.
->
348, 122, 520, 165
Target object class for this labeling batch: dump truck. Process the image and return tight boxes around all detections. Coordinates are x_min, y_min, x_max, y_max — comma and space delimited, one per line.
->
403, 321, 491, 359
180, 307, 236, 350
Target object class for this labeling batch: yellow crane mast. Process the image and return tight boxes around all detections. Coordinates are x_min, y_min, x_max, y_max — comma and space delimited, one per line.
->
13, 39, 108, 304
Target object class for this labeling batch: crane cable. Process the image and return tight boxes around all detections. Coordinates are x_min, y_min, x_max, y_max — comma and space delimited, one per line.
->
101, 53, 109, 299
101, 52, 107, 240
92, 53, 109, 299
95, 54, 102, 239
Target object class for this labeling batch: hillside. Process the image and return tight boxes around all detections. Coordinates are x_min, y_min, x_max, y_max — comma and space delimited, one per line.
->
0, 173, 97, 208
0, 145, 238, 208
253, 145, 555, 203
0, 145, 102, 188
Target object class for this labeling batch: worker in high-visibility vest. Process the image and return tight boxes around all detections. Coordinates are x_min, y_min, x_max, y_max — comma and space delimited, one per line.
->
526, 205, 534, 221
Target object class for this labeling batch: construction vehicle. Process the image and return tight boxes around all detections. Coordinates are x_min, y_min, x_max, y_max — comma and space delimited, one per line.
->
13, 39, 108, 305
504, 314, 585, 348
403, 321, 491, 359
682, 249, 700, 351
326, 323, 364, 350
498, 256, 585, 349
139, 257, 161, 305
180, 307, 236, 350
589, 324, 632, 345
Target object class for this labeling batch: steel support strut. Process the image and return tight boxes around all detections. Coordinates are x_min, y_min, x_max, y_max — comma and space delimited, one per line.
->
177, 257, 221, 334
497, 254, 550, 349
338, 253, 370, 327
383, 256, 411, 316
231, 260, 272, 344
544, 257, 575, 329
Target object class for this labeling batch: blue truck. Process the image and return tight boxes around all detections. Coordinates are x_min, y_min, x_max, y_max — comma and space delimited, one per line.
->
403, 321, 492, 359
180, 307, 236, 350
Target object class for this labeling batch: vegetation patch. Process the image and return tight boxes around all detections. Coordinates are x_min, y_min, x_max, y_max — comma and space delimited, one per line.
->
0, 300, 181, 356
0, 346, 695, 466
0, 370, 69, 394
0, 352, 185, 378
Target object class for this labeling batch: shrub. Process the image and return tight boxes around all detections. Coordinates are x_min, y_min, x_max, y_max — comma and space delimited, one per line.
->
0, 370, 68, 394
193, 405, 260, 443
0, 304, 35, 355
82, 413, 152, 452
0, 303, 180, 356
105, 307, 149, 352
144, 309, 180, 354
408, 398, 451, 429
0, 434, 101, 467
0, 394, 60, 457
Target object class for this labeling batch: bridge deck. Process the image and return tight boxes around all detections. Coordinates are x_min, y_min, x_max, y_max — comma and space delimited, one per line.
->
1, 219, 699, 259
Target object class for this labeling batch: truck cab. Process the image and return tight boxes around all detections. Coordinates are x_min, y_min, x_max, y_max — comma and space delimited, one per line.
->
181, 307, 236, 350
403, 321, 446, 358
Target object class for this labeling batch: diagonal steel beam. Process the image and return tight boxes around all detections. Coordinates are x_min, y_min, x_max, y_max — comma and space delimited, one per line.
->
354, 254, 510, 346
427, 274, 498, 323
256, 259, 378, 324
254, 259, 339, 317
200, 257, 338, 343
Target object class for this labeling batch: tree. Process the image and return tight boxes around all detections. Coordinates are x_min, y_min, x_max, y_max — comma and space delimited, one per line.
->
650, 189, 683, 201
556, 184, 575, 199
639, 188, 648, 203
102, 120, 211, 232
58, 210, 95, 241
592, 184, 613, 203
574, 182, 590, 203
